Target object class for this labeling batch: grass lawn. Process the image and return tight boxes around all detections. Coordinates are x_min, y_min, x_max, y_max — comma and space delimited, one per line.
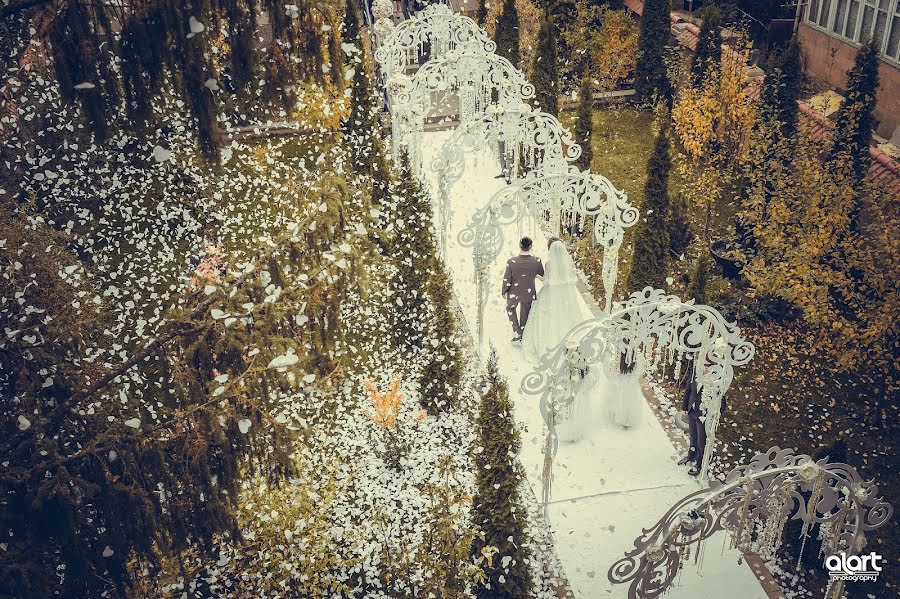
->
563, 104, 898, 598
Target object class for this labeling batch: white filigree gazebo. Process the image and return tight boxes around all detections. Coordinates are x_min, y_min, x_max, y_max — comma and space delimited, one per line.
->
429, 104, 581, 254
374, 4, 496, 80
457, 170, 639, 341
521, 287, 756, 512
389, 49, 535, 173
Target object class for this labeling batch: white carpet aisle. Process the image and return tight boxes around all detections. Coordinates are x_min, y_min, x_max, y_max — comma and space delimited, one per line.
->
420, 131, 770, 599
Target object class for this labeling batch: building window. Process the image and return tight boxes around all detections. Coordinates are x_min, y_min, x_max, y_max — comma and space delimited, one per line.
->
888, 2, 900, 58
806, 0, 900, 62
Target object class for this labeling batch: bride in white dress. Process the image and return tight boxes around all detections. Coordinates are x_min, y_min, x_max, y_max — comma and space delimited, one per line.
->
522, 239, 593, 359
522, 239, 595, 441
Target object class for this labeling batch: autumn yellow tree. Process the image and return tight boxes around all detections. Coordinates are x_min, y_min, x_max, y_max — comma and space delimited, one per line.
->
739, 121, 899, 421
672, 33, 756, 238
561, 3, 638, 91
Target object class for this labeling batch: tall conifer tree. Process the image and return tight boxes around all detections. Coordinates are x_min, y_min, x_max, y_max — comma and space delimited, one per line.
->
828, 37, 881, 187
626, 127, 672, 292
495, 0, 521, 67
420, 259, 464, 415
690, 6, 722, 85
477, 0, 489, 25
633, 0, 672, 104
760, 39, 802, 140
532, 14, 560, 117
669, 192, 693, 257
826, 37, 881, 231
341, 0, 380, 176
686, 253, 711, 305
575, 72, 594, 171
391, 152, 438, 351
472, 350, 532, 599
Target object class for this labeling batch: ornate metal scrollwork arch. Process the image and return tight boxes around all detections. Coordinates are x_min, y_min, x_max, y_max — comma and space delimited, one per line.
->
457, 170, 638, 341
607, 446, 893, 599
389, 49, 535, 173
520, 287, 755, 510
429, 104, 581, 255
374, 4, 496, 80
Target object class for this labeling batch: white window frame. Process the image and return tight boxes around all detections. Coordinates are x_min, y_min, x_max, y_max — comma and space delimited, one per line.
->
804, 0, 900, 65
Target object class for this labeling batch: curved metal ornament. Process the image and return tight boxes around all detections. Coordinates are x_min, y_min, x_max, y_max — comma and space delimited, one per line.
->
430, 105, 582, 251
607, 447, 893, 599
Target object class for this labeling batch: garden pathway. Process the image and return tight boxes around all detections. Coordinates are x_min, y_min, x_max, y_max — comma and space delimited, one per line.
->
420, 131, 774, 599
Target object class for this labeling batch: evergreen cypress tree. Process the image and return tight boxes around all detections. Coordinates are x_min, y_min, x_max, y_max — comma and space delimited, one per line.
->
686, 253, 711, 305
342, 0, 360, 48
532, 14, 559, 117
344, 66, 381, 176
827, 37, 881, 187
477, 0, 489, 25
495, 0, 521, 67
690, 6, 722, 86
626, 127, 671, 292
760, 39, 802, 140
391, 152, 438, 351
420, 258, 464, 415
633, 0, 672, 105
669, 192, 693, 257
575, 72, 594, 171
738, 41, 803, 253
472, 350, 533, 599
341, 0, 380, 176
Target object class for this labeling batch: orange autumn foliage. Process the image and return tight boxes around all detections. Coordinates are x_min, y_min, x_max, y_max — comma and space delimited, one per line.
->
364, 375, 405, 428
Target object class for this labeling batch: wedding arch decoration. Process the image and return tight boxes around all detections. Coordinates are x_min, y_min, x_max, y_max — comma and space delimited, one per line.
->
429, 104, 581, 255
374, 3, 496, 80
607, 446, 893, 599
389, 49, 535, 173
457, 170, 638, 340
520, 287, 755, 511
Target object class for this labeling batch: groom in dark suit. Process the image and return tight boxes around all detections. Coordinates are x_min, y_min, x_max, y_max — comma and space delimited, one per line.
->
502, 237, 544, 342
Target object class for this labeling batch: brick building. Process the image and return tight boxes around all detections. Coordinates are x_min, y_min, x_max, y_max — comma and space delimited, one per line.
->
797, 0, 900, 143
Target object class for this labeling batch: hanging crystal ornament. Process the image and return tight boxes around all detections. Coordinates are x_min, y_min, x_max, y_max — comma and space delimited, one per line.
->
730, 477, 755, 553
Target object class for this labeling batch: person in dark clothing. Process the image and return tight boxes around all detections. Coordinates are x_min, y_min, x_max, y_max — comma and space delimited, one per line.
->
678, 361, 726, 476
501, 236, 545, 342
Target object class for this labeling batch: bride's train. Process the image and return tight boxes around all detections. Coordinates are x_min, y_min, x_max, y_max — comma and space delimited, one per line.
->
555, 365, 643, 443
519, 239, 644, 442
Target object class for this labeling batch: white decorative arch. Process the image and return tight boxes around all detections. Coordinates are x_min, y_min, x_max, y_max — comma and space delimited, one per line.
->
374, 4, 496, 80
429, 104, 582, 255
390, 49, 535, 173
457, 170, 638, 340
609, 446, 892, 599
520, 287, 756, 513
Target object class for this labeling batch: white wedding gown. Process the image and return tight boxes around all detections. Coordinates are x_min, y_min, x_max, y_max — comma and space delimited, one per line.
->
606, 368, 643, 429
522, 241, 595, 442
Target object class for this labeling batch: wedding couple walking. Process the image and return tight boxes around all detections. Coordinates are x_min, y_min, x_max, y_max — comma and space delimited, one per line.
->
502, 236, 643, 441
